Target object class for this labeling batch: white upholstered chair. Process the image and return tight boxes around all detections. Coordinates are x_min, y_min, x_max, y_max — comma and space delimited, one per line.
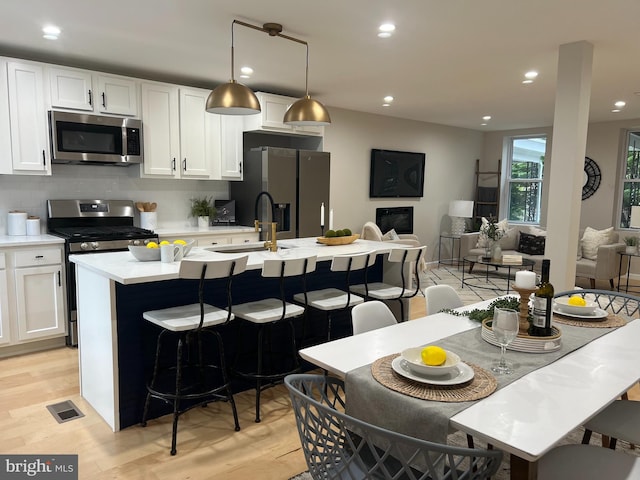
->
351, 300, 398, 335
424, 284, 463, 315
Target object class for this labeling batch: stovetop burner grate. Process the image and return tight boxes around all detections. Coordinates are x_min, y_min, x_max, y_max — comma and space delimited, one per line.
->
51, 225, 155, 241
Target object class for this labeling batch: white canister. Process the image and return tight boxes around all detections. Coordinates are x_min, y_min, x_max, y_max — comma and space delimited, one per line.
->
26, 216, 41, 236
140, 212, 158, 231
7, 211, 28, 236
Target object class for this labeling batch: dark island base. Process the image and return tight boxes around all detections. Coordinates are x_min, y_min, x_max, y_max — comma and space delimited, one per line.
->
115, 258, 383, 429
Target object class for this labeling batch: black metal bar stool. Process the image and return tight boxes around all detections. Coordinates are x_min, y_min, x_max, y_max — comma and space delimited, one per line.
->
140, 255, 248, 455
351, 246, 425, 322
232, 254, 317, 423
294, 251, 377, 344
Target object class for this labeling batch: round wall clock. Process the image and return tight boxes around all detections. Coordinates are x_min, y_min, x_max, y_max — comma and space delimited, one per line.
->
582, 156, 601, 200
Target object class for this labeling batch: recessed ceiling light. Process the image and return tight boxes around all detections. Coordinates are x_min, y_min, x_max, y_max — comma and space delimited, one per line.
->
612, 109, 621, 113
382, 103, 390, 107
42, 25, 61, 40
378, 23, 395, 38
383, 96, 394, 103
522, 79, 533, 84
481, 123, 488, 126
482, 115, 491, 121
525, 71, 538, 79
240, 66, 254, 76
614, 100, 626, 108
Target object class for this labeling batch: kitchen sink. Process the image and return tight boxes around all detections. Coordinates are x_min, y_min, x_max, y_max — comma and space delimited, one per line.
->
204, 243, 291, 254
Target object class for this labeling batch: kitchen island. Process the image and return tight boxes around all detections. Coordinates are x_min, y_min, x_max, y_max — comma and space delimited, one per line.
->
70, 238, 404, 431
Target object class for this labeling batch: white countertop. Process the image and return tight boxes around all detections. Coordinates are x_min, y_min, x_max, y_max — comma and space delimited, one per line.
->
70, 237, 397, 285
0, 234, 64, 247
153, 225, 256, 237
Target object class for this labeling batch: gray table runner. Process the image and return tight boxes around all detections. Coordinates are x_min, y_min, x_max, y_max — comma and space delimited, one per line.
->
345, 322, 616, 445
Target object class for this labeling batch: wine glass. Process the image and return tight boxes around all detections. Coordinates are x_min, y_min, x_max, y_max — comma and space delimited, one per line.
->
491, 307, 519, 374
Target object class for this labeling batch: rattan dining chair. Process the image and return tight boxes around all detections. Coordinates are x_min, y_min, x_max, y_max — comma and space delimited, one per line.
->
285, 374, 502, 480
553, 289, 640, 320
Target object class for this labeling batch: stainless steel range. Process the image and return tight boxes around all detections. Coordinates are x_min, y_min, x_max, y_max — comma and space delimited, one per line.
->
47, 199, 159, 346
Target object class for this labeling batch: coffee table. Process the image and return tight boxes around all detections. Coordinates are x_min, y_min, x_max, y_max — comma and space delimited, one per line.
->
461, 255, 535, 294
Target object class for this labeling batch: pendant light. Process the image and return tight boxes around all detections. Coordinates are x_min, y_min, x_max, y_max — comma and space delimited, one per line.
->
206, 21, 261, 115
206, 20, 331, 126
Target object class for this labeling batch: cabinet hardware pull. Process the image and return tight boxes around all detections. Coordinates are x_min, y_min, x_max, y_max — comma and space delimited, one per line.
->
183, 158, 187, 171
35, 255, 44, 259
42, 150, 46, 166
88, 90, 93, 106
102, 92, 106, 108
239, 161, 242, 174
172, 158, 176, 171
211, 242, 217, 245
58, 271, 61, 287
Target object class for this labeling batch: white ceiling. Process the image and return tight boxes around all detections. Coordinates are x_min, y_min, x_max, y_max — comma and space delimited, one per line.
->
2, 0, 640, 131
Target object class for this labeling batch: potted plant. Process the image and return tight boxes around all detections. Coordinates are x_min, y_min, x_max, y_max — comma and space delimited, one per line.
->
480, 216, 504, 260
190, 196, 216, 228
624, 236, 638, 255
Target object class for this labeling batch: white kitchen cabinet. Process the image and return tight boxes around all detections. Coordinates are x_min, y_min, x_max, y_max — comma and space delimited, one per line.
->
179, 87, 219, 178
48, 66, 138, 116
217, 116, 243, 180
0, 59, 12, 175
140, 82, 180, 177
13, 247, 65, 342
5, 60, 51, 174
244, 92, 324, 137
159, 231, 258, 247
0, 254, 10, 346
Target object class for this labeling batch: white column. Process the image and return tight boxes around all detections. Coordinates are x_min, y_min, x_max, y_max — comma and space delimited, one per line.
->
546, 41, 593, 291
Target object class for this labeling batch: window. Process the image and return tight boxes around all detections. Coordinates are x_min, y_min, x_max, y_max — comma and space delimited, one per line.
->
504, 136, 546, 223
618, 131, 640, 228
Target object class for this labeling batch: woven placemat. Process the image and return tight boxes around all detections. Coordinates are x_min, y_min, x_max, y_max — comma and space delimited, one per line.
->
371, 354, 497, 403
553, 313, 626, 328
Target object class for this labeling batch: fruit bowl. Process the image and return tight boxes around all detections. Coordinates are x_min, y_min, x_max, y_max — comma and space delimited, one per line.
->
316, 234, 360, 246
400, 346, 460, 377
128, 245, 161, 262
554, 297, 597, 316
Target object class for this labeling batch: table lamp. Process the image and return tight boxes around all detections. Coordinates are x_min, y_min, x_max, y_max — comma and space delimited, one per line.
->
631, 206, 640, 228
448, 200, 474, 236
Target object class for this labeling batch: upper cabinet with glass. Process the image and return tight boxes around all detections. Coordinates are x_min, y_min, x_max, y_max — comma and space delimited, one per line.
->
48, 66, 139, 117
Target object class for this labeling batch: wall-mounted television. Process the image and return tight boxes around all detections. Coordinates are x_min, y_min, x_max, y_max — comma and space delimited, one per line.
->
369, 149, 425, 198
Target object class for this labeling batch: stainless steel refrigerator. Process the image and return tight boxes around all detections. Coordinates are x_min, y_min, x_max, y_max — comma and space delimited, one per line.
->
230, 147, 330, 239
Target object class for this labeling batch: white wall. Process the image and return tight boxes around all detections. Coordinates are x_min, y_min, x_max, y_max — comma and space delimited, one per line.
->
0, 164, 228, 233
324, 108, 484, 262
482, 118, 640, 231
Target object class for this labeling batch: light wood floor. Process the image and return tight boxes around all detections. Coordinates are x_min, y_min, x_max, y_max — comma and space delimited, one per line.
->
1, 294, 637, 479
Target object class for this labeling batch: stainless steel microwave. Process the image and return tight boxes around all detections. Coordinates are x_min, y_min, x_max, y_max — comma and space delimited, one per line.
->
49, 111, 143, 165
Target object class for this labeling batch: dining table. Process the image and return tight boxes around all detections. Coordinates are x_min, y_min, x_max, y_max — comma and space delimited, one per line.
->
298, 297, 640, 480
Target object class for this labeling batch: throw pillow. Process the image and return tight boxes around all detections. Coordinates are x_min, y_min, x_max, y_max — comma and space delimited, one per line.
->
517, 232, 546, 255
527, 226, 547, 237
476, 217, 509, 248
499, 227, 519, 250
382, 228, 400, 241
581, 226, 614, 260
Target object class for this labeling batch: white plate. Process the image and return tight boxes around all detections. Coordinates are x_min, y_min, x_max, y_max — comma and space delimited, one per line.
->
391, 357, 475, 385
553, 307, 608, 321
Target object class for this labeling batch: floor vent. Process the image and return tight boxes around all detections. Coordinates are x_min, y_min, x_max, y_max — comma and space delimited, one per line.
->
46, 400, 84, 424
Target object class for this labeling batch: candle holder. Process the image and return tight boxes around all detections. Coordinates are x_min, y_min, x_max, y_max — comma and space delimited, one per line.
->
511, 285, 536, 335
321, 225, 325, 236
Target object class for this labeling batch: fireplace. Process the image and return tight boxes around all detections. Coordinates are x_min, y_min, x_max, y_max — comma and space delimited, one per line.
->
375, 207, 414, 234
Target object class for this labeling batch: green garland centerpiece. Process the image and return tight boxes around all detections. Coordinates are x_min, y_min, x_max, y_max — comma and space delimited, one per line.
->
441, 296, 525, 322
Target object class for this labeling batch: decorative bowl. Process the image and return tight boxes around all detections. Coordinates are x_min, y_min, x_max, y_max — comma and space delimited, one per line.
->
400, 346, 461, 377
128, 245, 161, 261
316, 234, 360, 246
554, 297, 597, 316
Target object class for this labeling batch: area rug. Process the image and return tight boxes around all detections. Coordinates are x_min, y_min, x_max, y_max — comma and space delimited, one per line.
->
420, 265, 506, 305
288, 428, 639, 480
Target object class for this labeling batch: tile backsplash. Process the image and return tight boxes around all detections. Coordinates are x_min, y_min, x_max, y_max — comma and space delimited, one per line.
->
0, 164, 229, 234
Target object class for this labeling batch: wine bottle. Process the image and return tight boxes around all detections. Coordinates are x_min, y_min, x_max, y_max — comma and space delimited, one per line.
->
529, 259, 554, 336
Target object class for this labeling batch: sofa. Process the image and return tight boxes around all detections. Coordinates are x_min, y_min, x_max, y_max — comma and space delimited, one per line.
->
459, 223, 627, 288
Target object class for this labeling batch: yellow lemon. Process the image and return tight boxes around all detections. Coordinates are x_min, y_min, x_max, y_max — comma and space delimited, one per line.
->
421, 346, 447, 366
568, 295, 586, 307
146, 241, 159, 249
159, 240, 170, 246
173, 239, 187, 245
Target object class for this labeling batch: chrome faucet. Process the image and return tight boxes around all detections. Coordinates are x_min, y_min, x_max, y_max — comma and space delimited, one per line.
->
254, 191, 278, 252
